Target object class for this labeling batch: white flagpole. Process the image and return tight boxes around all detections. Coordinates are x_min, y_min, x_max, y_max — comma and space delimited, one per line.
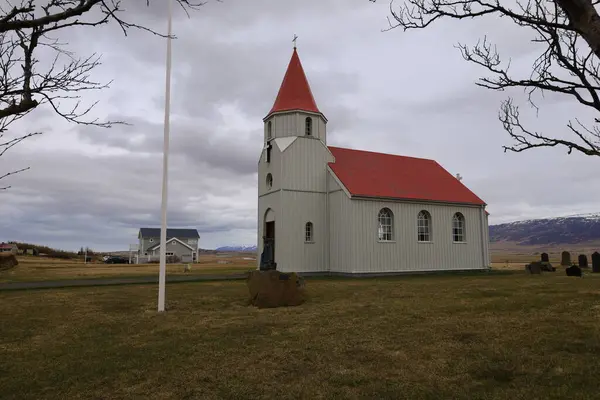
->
158, 0, 173, 313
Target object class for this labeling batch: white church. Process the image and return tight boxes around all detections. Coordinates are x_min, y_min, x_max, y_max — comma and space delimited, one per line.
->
257, 47, 490, 275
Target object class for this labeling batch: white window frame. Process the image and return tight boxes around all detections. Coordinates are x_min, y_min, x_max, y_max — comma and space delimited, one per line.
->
266, 173, 273, 190
149, 238, 154, 243
305, 222, 314, 243
452, 213, 466, 243
417, 211, 431, 242
378, 208, 394, 242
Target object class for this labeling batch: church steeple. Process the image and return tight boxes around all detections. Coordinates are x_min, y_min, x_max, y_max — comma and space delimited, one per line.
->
266, 48, 322, 118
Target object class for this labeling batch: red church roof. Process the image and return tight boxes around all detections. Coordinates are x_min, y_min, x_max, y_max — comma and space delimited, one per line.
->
328, 146, 486, 206
266, 48, 321, 117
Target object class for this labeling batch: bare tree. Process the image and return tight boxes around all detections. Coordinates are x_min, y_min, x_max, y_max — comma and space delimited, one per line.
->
0, 0, 209, 189
370, 0, 600, 157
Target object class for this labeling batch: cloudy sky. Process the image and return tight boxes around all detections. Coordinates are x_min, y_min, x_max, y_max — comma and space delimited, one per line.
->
1, 0, 598, 251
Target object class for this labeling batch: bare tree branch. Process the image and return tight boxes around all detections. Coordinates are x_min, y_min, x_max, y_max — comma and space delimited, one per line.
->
0, 0, 215, 189
370, 0, 600, 157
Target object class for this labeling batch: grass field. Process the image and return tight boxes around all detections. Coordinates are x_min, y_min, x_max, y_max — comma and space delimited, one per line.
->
3, 243, 597, 283
1, 272, 599, 399
0, 254, 255, 283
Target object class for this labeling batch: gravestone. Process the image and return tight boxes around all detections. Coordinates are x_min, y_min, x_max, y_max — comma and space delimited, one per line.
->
566, 264, 582, 277
526, 262, 542, 274
561, 251, 571, 267
578, 254, 588, 268
541, 253, 549, 263
592, 252, 600, 273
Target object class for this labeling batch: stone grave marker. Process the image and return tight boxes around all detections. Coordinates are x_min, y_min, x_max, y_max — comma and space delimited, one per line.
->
541, 252, 549, 263
561, 251, 571, 267
592, 252, 600, 273
578, 254, 588, 268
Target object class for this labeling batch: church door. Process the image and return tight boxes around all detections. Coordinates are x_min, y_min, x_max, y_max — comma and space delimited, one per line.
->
265, 221, 275, 261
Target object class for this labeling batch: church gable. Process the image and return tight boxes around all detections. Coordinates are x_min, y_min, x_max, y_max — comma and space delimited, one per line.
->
328, 146, 486, 206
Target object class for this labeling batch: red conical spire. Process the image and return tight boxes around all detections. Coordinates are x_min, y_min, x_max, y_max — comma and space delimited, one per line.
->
267, 48, 321, 117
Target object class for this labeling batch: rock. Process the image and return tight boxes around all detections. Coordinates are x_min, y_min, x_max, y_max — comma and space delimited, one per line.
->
247, 270, 306, 309
0, 254, 18, 270
525, 262, 542, 274
566, 264, 582, 277
540, 261, 555, 272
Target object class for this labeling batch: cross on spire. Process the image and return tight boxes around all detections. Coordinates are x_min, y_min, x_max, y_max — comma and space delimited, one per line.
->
293, 34, 298, 49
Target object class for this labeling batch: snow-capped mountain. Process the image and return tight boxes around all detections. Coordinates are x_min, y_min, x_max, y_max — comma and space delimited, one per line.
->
215, 245, 257, 253
490, 213, 600, 245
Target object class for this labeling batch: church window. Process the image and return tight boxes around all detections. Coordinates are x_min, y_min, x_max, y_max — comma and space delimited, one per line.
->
417, 211, 432, 242
266, 142, 272, 163
267, 121, 272, 140
266, 173, 273, 190
305, 222, 313, 242
377, 208, 393, 241
452, 213, 465, 242
305, 117, 312, 136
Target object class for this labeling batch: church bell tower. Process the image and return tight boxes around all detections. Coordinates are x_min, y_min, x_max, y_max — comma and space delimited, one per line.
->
257, 44, 332, 273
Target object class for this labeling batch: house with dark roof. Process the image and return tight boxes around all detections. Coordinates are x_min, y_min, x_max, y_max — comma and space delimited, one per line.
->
137, 228, 200, 264
257, 46, 490, 274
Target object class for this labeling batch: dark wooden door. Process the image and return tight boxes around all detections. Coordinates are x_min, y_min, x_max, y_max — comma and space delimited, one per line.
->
265, 221, 275, 261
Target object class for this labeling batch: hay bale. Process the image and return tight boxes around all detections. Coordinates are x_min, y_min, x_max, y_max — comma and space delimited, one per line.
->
247, 270, 306, 309
0, 254, 18, 270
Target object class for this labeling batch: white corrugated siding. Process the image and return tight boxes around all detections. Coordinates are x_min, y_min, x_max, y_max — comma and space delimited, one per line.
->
328, 182, 353, 273
282, 137, 332, 192
279, 191, 328, 272
265, 112, 326, 142
330, 193, 488, 273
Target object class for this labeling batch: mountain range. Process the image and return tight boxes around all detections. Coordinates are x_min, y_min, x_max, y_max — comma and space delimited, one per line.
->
489, 213, 600, 245
215, 245, 257, 252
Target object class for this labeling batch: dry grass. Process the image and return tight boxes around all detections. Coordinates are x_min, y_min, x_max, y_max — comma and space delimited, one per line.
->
490, 241, 600, 264
0, 254, 255, 283
1, 272, 599, 399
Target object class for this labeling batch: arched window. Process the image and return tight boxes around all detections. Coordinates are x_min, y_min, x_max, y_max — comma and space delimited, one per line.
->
305, 222, 313, 242
452, 213, 465, 242
266, 173, 273, 190
267, 121, 272, 140
417, 210, 431, 242
305, 117, 312, 136
378, 208, 393, 241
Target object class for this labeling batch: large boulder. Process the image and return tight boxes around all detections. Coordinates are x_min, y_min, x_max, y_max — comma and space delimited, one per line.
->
0, 254, 18, 270
247, 270, 306, 309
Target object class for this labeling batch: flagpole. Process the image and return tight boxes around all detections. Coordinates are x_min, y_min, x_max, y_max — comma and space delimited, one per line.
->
158, 0, 173, 313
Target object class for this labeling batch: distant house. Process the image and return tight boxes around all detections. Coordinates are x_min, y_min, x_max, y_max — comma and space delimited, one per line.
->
0, 243, 18, 255
137, 228, 200, 264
